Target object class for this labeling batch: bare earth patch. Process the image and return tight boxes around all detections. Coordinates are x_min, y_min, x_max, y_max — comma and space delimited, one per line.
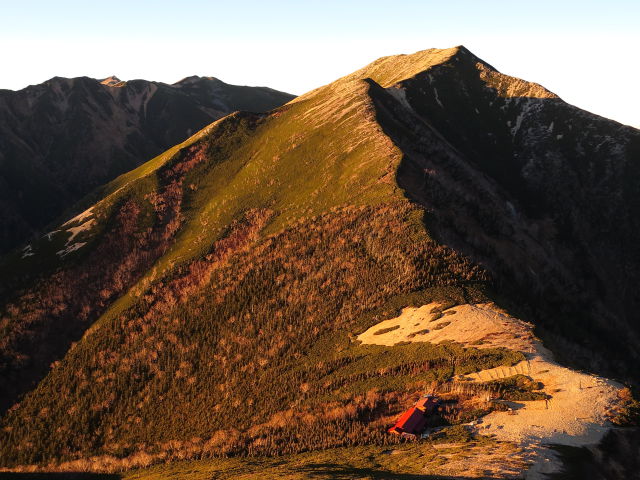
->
358, 302, 624, 478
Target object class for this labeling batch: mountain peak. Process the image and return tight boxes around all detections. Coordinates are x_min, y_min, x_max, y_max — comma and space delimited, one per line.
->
345, 46, 464, 87
100, 75, 123, 87
173, 75, 223, 87
1, 46, 638, 479
320, 45, 556, 101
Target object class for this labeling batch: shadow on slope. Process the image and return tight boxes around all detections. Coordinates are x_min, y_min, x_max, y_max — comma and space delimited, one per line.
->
295, 463, 503, 479
549, 428, 640, 480
0, 474, 121, 480
0, 468, 508, 480
365, 52, 640, 385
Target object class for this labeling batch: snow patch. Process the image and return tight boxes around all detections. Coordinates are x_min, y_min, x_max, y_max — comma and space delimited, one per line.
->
21, 245, 34, 258
386, 87, 414, 114
57, 242, 87, 257
433, 87, 444, 108
510, 98, 539, 136
62, 207, 95, 227
511, 109, 526, 136
57, 209, 97, 257
44, 230, 60, 241
65, 218, 96, 245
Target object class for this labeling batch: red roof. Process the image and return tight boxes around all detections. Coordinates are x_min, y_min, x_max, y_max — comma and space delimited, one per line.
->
415, 395, 438, 413
388, 406, 428, 435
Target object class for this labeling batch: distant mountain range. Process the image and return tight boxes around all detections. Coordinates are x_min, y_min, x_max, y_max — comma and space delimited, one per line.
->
0, 75, 295, 254
1, 46, 638, 478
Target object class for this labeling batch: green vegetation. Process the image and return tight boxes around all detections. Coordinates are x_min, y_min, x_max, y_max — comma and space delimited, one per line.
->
429, 424, 481, 444
484, 375, 548, 401
431, 321, 451, 330
610, 388, 640, 427
0, 74, 294, 256
0, 199, 507, 468
0, 78, 520, 468
373, 325, 400, 335
119, 441, 489, 480
0, 435, 513, 479
407, 329, 430, 338
3, 45, 638, 479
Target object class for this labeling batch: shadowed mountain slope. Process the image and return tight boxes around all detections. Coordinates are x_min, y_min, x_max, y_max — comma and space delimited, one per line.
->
0, 46, 638, 475
0, 75, 295, 254
364, 46, 640, 378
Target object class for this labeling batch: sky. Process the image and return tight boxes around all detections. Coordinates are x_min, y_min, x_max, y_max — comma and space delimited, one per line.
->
1, 0, 638, 127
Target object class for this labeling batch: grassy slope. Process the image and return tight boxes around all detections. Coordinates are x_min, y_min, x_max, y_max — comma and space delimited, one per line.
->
0, 48, 524, 470
0, 75, 295, 256
122, 436, 514, 480
373, 47, 640, 381
7, 45, 632, 477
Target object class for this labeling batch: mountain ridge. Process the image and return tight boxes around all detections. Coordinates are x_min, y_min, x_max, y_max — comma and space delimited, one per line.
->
0, 73, 295, 255
3, 74, 283, 93
1, 46, 638, 478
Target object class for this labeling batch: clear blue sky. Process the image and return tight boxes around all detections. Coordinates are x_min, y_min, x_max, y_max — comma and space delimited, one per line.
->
1, 0, 638, 127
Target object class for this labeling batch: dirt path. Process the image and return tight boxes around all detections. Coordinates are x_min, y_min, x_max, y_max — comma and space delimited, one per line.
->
358, 302, 624, 478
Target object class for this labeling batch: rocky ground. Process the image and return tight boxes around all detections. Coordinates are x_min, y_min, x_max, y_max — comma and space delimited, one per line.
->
359, 302, 624, 478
